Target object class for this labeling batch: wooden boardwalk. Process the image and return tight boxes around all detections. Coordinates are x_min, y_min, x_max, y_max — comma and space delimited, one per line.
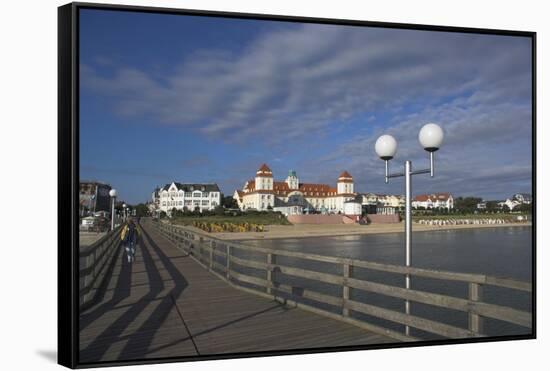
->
79, 219, 393, 363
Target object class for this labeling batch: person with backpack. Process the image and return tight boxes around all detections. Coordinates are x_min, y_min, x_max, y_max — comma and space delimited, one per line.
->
120, 219, 140, 263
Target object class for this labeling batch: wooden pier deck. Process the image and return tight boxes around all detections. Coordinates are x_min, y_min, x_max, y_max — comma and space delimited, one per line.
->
79, 219, 393, 363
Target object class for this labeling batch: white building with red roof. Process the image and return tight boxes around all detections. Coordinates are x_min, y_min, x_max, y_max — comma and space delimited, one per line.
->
412, 192, 454, 210
233, 164, 357, 214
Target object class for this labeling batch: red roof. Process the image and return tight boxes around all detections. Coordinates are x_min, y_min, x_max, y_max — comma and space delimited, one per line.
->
339, 170, 353, 179
242, 180, 340, 197
414, 193, 452, 202
338, 170, 353, 183
414, 195, 430, 202
256, 163, 273, 177
239, 167, 355, 197
244, 180, 256, 190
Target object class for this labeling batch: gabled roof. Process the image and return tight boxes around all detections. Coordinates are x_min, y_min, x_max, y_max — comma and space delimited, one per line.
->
414, 193, 452, 202
414, 195, 430, 202
243, 179, 340, 197
161, 183, 220, 192
338, 171, 353, 183
256, 163, 273, 177
339, 171, 353, 179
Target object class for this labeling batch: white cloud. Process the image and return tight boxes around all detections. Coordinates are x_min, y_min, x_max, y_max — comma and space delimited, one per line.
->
81, 23, 532, 198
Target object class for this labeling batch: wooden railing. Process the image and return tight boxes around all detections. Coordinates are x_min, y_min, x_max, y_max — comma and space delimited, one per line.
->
79, 225, 122, 309
154, 221, 532, 342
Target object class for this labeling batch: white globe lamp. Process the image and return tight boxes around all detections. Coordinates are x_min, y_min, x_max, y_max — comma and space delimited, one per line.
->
375, 134, 398, 160
419, 123, 444, 152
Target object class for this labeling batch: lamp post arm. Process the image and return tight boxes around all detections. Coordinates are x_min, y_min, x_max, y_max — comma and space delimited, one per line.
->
430, 151, 435, 177
410, 169, 431, 176
408, 152, 436, 177
387, 172, 405, 178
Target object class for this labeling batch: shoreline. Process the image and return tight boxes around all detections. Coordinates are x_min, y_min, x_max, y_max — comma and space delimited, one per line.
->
191, 222, 531, 241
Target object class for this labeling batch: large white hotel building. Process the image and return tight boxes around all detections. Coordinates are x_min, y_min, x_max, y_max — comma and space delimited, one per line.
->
233, 164, 357, 214
153, 182, 222, 214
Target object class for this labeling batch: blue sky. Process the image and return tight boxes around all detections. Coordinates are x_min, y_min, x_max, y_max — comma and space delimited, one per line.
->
79, 9, 532, 204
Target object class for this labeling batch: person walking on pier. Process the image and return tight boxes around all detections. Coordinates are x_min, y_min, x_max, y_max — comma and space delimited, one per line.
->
121, 219, 140, 263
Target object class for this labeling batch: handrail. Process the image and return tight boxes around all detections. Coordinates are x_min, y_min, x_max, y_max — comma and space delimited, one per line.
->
79, 225, 122, 309
155, 221, 532, 340
157, 221, 530, 292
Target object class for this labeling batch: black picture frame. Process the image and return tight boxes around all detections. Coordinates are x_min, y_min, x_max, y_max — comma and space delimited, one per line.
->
58, 2, 536, 369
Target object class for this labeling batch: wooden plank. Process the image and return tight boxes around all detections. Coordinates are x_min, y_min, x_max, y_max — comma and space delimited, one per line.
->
345, 299, 481, 339
278, 297, 416, 342
230, 271, 271, 288
230, 255, 268, 270
275, 283, 342, 307
80, 226, 121, 257
276, 265, 343, 285
347, 278, 531, 328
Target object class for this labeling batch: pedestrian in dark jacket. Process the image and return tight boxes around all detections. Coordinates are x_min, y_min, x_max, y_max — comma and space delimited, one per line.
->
121, 219, 140, 263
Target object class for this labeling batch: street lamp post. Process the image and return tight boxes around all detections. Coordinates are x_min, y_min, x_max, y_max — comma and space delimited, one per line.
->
122, 203, 127, 222
375, 123, 444, 336
109, 189, 117, 231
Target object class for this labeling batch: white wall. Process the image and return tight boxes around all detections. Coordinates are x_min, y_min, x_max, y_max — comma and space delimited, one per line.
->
1, 1, 545, 371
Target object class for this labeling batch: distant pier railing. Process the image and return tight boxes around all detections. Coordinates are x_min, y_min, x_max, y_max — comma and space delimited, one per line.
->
79, 225, 121, 309
154, 221, 532, 342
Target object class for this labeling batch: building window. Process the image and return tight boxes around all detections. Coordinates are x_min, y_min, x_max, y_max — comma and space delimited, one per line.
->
185, 192, 192, 197
193, 200, 200, 206
193, 192, 201, 198
202, 200, 209, 206
203, 192, 208, 198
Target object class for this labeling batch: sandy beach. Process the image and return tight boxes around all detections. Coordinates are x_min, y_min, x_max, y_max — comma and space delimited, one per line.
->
185, 221, 532, 241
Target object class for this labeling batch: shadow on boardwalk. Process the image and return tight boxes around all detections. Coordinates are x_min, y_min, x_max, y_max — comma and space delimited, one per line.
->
79, 219, 392, 364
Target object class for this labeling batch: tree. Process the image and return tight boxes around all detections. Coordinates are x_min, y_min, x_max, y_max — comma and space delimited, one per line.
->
213, 205, 225, 215
454, 197, 482, 214
516, 203, 532, 214
486, 201, 501, 212
134, 203, 149, 217
222, 195, 238, 209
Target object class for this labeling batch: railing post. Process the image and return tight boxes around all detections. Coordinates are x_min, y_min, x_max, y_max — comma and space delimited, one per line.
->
209, 240, 214, 271
343, 262, 352, 316
226, 245, 231, 279
199, 236, 204, 263
469, 282, 483, 334
267, 253, 274, 294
